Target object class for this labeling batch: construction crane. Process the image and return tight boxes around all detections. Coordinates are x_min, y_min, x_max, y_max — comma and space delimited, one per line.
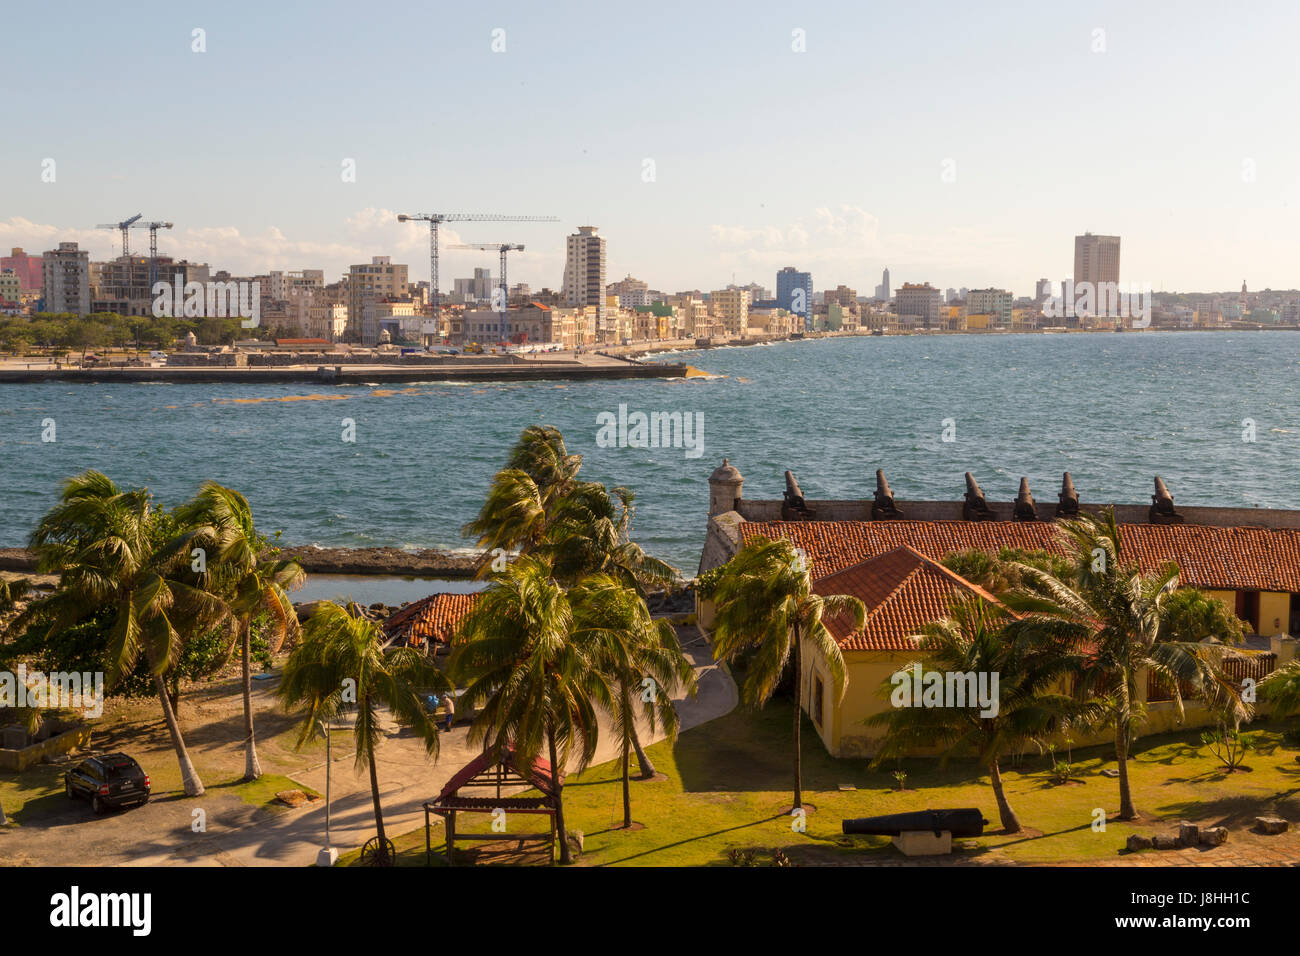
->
140, 221, 174, 289
95, 213, 143, 257
395, 213, 558, 340
449, 243, 524, 344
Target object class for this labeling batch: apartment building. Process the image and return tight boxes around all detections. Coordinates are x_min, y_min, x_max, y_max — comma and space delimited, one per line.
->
894, 281, 942, 329
348, 257, 409, 340
561, 226, 607, 330
42, 242, 92, 316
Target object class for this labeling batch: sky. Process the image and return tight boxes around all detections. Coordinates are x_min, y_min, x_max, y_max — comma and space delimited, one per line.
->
5, 0, 1300, 297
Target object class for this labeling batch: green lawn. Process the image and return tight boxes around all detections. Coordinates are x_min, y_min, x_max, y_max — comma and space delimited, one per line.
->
341, 703, 1300, 867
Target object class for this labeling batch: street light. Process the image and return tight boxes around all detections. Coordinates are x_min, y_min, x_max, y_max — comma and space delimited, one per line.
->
315, 713, 350, 867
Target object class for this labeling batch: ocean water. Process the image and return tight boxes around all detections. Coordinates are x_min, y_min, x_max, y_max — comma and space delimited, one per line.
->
2, 331, 1298, 573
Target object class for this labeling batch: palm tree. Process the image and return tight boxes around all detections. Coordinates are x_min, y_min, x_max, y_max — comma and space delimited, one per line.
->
17, 471, 224, 796
449, 556, 611, 864
1260, 659, 1300, 726
710, 536, 865, 811
867, 595, 1093, 832
573, 575, 696, 827
462, 426, 582, 562
173, 482, 304, 781
1009, 509, 1247, 820
545, 484, 677, 594
278, 600, 446, 865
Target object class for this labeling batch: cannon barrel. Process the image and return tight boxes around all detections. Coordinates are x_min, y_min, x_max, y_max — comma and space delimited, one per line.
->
841, 808, 987, 838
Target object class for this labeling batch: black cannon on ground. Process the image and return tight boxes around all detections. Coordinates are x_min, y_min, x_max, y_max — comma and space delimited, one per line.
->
842, 808, 987, 838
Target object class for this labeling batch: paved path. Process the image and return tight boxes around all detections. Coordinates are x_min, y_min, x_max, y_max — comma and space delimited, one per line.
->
109, 624, 736, 867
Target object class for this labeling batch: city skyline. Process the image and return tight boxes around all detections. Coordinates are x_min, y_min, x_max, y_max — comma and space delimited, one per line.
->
5, 1, 1300, 295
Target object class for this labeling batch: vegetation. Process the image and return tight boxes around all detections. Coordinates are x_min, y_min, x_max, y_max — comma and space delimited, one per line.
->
709, 535, 865, 811
175, 482, 304, 780
8, 472, 227, 795
1007, 509, 1249, 820
868, 594, 1092, 833
0, 311, 260, 354
278, 600, 446, 866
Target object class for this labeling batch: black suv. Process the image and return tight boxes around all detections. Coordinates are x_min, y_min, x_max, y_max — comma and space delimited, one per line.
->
65, 754, 150, 814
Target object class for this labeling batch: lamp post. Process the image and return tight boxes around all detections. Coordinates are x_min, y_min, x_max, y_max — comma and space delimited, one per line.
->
316, 717, 341, 867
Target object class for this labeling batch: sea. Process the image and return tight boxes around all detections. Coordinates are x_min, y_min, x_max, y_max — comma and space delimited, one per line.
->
2, 331, 1298, 576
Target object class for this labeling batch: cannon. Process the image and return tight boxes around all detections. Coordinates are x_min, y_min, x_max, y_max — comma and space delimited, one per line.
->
842, 808, 988, 838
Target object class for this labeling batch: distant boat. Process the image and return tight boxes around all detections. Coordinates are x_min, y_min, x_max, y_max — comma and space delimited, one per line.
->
871, 329, 885, 336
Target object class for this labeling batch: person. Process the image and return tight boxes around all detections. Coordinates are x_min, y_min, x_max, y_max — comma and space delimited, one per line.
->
443, 692, 455, 732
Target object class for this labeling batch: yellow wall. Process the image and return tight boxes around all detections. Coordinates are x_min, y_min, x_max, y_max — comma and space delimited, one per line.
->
800, 637, 1290, 760
965, 312, 991, 329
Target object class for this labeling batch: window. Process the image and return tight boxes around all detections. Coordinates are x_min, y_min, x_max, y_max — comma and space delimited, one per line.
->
812, 676, 825, 728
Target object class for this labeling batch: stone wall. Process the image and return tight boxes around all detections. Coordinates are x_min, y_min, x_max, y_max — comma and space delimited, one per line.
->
0, 724, 92, 772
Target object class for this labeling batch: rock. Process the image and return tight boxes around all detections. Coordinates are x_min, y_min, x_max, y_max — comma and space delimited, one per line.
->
1153, 833, 1180, 850
1126, 834, 1153, 852
1178, 822, 1199, 847
1255, 816, 1289, 835
275, 789, 311, 808
566, 829, 584, 855
1200, 827, 1229, 846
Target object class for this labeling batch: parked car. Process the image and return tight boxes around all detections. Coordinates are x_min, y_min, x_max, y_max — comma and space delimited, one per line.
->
65, 753, 150, 814
149, 350, 167, 361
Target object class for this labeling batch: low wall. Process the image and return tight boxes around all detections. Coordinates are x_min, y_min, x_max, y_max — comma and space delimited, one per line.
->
735, 498, 1300, 530
0, 724, 92, 772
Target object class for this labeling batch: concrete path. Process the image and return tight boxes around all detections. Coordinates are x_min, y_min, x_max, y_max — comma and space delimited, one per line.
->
108, 624, 736, 867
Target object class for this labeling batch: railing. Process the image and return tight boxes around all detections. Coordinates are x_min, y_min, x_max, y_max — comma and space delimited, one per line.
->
1146, 653, 1276, 703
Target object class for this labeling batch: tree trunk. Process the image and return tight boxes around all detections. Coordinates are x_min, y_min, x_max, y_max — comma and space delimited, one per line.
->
549, 724, 571, 864
154, 673, 204, 796
240, 621, 261, 781
792, 630, 803, 811
621, 735, 632, 829
0, 799, 7, 826
988, 756, 1021, 833
366, 707, 389, 865
1115, 718, 1136, 820
1116, 679, 1136, 820
631, 723, 655, 779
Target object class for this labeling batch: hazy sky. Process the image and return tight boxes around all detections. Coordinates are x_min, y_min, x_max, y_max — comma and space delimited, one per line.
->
5, 0, 1299, 296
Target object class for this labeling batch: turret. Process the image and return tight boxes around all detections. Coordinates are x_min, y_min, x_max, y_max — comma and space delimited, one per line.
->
708, 458, 744, 517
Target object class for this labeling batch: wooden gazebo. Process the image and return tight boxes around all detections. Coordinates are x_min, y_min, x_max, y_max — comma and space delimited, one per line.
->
423, 747, 562, 865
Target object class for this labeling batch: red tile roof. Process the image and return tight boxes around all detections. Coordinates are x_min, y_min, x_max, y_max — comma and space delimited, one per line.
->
740, 519, 1300, 593
814, 546, 1007, 651
433, 745, 562, 804
383, 592, 479, 647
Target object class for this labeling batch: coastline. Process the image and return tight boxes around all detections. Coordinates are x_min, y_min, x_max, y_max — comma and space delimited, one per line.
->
0, 545, 481, 577
0, 355, 687, 385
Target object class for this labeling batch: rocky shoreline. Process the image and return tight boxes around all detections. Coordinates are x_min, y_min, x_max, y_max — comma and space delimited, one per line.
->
0, 545, 480, 577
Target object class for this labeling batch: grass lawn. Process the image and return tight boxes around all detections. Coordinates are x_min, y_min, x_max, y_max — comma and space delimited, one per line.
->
341, 702, 1300, 867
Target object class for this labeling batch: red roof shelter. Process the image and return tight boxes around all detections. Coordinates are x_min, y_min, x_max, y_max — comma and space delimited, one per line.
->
423, 746, 562, 865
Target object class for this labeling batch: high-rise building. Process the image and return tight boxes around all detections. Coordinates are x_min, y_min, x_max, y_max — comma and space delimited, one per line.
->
894, 282, 942, 329
42, 242, 92, 315
775, 266, 812, 326
561, 226, 607, 329
874, 267, 891, 301
2, 248, 44, 292
1034, 278, 1052, 303
92, 255, 211, 316
1074, 233, 1121, 286
0, 270, 21, 308
347, 257, 409, 339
